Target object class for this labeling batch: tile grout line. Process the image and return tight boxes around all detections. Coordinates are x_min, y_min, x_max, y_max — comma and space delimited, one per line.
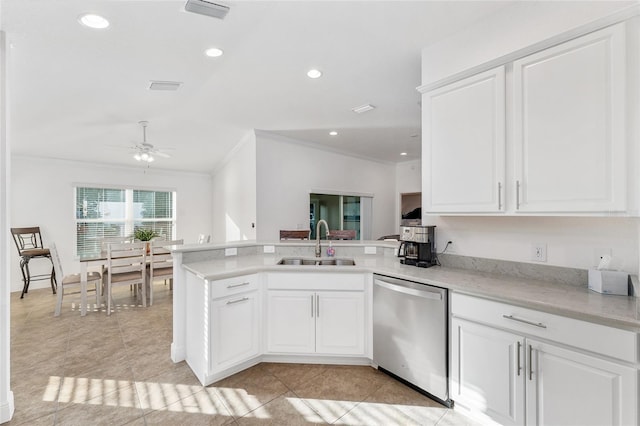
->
113, 299, 148, 426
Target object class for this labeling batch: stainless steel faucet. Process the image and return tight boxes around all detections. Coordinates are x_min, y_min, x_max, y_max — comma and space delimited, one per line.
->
315, 219, 330, 257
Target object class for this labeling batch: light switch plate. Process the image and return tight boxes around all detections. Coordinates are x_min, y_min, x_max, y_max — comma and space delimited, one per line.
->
364, 246, 377, 255
225, 247, 237, 256
263, 245, 275, 253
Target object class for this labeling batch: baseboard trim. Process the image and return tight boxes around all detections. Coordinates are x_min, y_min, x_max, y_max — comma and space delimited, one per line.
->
170, 343, 185, 363
0, 391, 15, 424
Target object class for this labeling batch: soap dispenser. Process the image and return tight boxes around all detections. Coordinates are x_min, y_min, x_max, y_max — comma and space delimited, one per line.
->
326, 241, 335, 257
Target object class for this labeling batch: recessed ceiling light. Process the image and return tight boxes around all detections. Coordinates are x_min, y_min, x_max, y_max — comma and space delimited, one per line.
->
79, 14, 110, 29
400, 152, 408, 156
205, 47, 224, 57
307, 69, 322, 79
352, 104, 375, 114
329, 131, 338, 136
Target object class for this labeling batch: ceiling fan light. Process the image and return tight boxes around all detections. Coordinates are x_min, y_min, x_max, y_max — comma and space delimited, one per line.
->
134, 153, 142, 161
140, 152, 149, 161
147, 155, 155, 162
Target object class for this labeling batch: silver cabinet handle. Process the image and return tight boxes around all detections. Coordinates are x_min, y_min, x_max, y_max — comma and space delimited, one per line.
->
502, 314, 546, 329
226, 296, 249, 305
516, 180, 521, 210
528, 344, 533, 381
316, 294, 320, 317
498, 182, 502, 210
516, 341, 522, 376
311, 295, 314, 317
227, 281, 250, 289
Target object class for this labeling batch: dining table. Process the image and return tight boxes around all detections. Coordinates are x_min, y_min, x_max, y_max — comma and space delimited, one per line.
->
78, 247, 171, 315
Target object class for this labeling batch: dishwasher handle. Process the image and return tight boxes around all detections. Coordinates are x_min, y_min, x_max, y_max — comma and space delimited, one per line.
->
374, 279, 443, 300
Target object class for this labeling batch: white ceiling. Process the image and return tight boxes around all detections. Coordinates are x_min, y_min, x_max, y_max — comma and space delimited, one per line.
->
1, 0, 515, 173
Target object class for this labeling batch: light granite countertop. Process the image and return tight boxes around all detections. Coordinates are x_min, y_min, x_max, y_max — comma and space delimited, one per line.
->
182, 253, 640, 332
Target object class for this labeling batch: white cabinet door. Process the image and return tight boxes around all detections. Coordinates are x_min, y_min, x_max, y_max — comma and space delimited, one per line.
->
210, 290, 260, 372
450, 318, 525, 426
266, 290, 316, 354
513, 23, 626, 213
315, 291, 365, 355
526, 339, 638, 426
423, 66, 505, 213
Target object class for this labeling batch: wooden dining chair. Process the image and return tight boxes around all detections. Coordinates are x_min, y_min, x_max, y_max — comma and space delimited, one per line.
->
50, 243, 101, 317
104, 242, 147, 316
147, 239, 183, 305
279, 230, 310, 240
11, 226, 56, 298
100, 236, 133, 251
328, 229, 357, 240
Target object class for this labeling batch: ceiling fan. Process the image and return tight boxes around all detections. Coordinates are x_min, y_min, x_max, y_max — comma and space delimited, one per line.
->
130, 120, 173, 163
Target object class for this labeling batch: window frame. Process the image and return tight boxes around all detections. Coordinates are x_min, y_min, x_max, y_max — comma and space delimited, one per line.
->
74, 183, 177, 257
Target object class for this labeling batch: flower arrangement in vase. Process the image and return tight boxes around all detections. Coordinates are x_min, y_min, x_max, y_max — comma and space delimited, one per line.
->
133, 228, 159, 253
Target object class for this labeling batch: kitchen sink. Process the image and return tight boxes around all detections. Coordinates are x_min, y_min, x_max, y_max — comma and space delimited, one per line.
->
277, 257, 356, 266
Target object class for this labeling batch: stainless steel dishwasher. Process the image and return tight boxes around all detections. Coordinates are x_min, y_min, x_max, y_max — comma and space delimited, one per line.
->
373, 274, 451, 406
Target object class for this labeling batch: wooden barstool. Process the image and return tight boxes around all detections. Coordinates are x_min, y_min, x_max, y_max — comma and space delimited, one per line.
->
11, 227, 56, 298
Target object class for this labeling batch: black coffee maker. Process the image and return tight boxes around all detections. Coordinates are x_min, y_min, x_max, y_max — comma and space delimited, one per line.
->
397, 225, 436, 268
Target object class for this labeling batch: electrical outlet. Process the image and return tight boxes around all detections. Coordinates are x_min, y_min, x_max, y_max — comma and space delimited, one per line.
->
531, 243, 547, 262
225, 247, 237, 257
444, 241, 455, 254
263, 245, 275, 254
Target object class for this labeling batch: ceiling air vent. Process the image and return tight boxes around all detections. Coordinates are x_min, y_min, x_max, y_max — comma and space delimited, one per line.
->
352, 104, 376, 114
185, 0, 230, 20
149, 80, 183, 91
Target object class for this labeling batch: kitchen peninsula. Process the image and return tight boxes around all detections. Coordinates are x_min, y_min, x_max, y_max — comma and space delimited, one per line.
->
170, 240, 640, 426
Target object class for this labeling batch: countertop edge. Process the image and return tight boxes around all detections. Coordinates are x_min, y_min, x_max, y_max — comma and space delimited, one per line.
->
181, 259, 640, 332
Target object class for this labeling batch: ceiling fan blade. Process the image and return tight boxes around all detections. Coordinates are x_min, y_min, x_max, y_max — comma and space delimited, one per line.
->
154, 151, 171, 158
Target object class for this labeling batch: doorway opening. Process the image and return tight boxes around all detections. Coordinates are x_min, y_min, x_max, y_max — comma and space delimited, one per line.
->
400, 192, 421, 226
309, 193, 372, 240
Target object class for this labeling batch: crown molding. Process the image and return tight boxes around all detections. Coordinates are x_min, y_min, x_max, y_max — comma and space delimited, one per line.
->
417, 3, 640, 94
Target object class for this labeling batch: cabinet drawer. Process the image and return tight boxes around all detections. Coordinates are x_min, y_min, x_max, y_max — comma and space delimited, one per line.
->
451, 292, 637, 363
266, 272, 365, 291
209, 274, 259, 300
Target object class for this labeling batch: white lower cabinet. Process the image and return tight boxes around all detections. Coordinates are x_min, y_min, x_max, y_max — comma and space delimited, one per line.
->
451, 293, 638, 426
184, 272, 261, 385
526, 339, 637, 426
266, 290, 316, 353
266, 273, 366, 356
451, 318, 525, 426
210, 290, 260, 372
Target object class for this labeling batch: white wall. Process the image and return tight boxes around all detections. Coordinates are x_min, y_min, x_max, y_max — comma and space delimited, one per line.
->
0, 29, 15, 424
395, 159, 421, 231
9, 156, 213, 293
255, 132, 397, 241
421, 1, 635, 85
211, 131, 257, 242
425, 216, 639, 273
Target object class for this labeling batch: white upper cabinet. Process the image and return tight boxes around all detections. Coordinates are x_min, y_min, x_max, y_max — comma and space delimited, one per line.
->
423, 67, 506, 213
422, 21, 630, 215
513, 23, 627, 213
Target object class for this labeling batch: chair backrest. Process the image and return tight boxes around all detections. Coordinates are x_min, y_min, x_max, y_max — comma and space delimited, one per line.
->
197, 234, 211, 244
279, 230, 310, 240
150, 239, 183, 275
49, 243, 64, 280
107, 242, 146, 278
11, 227, 45, 254
328, 230, 357, 240
101, 236, 133, 251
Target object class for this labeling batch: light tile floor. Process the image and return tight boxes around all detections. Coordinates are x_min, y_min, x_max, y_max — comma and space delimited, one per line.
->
8, 284, 482, 425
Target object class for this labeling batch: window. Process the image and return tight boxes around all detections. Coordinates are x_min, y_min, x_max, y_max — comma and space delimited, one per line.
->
75, 186, 176, 256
